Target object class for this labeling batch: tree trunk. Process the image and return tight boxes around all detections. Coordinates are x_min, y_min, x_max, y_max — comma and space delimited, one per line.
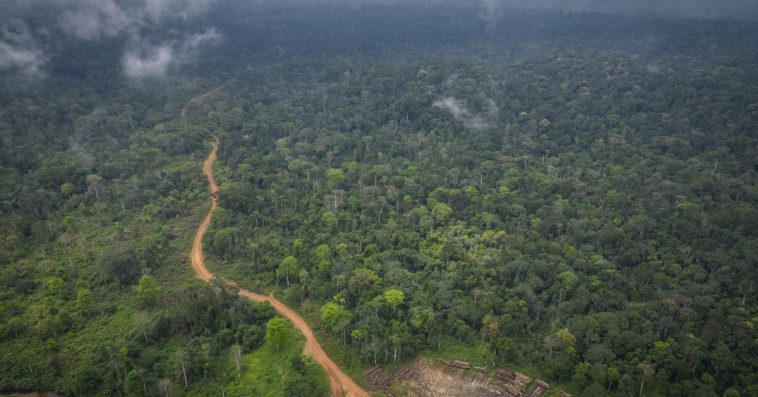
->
235, 346, 242, 378
181, 360, 188, 387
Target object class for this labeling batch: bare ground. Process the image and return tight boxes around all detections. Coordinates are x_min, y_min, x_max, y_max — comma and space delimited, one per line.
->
397, 358, 503, 397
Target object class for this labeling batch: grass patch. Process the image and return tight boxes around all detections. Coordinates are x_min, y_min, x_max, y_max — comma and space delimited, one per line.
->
222, 323, 329, 397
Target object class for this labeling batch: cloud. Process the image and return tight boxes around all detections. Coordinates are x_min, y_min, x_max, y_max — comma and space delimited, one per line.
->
59, 0, 131, 41
481, 0, 504, 24
59, 0, 217, 41
0, 20, 46, 76
434, 96, 498, 131
122, 43, 174, 79
183, 28, 222, 50
122, 28, 221, 79
143, 0, 217, 22
472, 0, 758, 20
56, 0, 221, 79
434, 97, 469, 119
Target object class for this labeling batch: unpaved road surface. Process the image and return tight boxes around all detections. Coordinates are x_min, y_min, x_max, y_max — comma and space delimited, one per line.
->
180, 85, 225, 119
185, 88, 370, 397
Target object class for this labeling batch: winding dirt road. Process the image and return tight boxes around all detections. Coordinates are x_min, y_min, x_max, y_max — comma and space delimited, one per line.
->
185, 88, 370, 397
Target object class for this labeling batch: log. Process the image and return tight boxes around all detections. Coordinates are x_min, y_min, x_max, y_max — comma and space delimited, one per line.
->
451, 359, 471, 369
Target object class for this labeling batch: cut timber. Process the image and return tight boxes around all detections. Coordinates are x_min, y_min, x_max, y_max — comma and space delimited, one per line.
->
395, 367, 418, 382
363, 365, 417, 394
363, 366, 394, 388
525, 382, 550, 397
496, 368, 516, 382
450, 360, 471, 369
492, 368, 550, 397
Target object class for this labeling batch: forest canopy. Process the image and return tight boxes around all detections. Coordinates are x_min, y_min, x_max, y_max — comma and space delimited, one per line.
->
1, 2, 757, 397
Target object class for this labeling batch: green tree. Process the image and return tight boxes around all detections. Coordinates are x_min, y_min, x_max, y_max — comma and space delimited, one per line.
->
495, 336, 522, 364
265, 317, 289, 350
46, 277, 65, 296
60, 182, 75, 198
277, 256, 299, 286
134, 275, 160, 307
75, 288, 94, 316
410, 307, 436, 337
86, 174, 102, 200
607, 366, 621, 392
326, 168, 346, 188
431, 203, 453, 226
100, 242, 139, 285
321, 211, 337, 230
314, 244, 332, 274
723, 388, 740, 397
320, 302, 352, 342
555, 328, 577, 354
383, 289, 405, 313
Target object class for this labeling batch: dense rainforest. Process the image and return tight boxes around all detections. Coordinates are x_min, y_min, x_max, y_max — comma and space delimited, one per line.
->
1, 2, 757, 397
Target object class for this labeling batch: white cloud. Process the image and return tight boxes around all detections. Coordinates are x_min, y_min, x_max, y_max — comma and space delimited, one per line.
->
55, 0, 221, 80
122, 43, 174, 79
59, 0, 217, 40
122, 28, 221, 79
59, 0, 131, 40
481, 0, 504, 23
143, 0, 216, 22
0, 20, 46, 76
434, 96, 498, 131
184, 28, 222, 50
434, 97, 469, 119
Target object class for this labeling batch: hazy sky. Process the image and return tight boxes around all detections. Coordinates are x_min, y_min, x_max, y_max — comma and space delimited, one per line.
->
1, 0, 756, 78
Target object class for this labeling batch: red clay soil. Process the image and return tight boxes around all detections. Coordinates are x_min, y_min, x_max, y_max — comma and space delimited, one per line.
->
185, 88, 370, 397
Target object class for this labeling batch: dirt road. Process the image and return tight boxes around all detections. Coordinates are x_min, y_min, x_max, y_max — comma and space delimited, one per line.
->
180, 85, 225, 119
185, 89, 370, 397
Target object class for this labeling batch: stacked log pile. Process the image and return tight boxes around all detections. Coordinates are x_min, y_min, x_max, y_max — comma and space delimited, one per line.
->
363, 365, 417, 396
450, 360, 471, 369
513, 372, 533, 391
496, 368, 516, 382
395, 367, 418, 382
493, 369, 534, 397
525, 380, 550, 397
364, 366, 395, 389
438, 359, 553, 397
